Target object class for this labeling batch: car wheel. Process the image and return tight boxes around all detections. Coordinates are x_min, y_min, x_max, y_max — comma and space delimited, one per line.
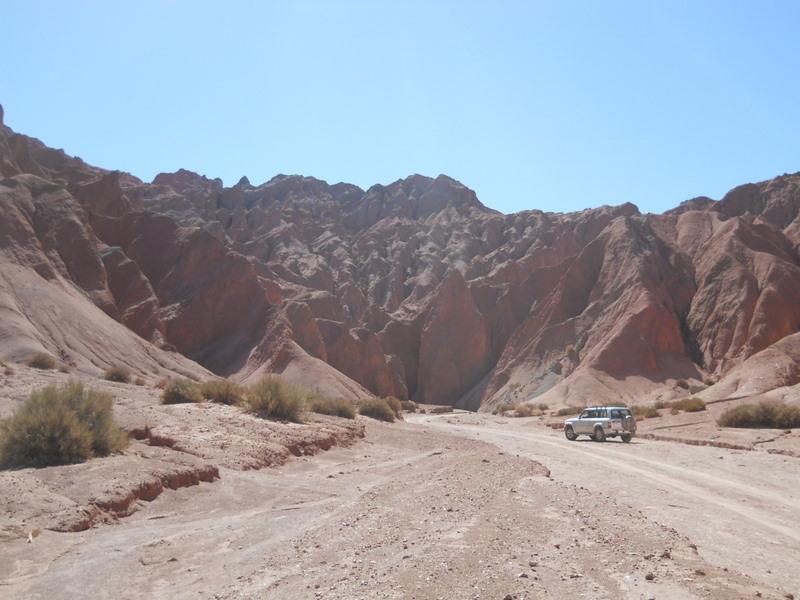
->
593, 427, 606, 442
564, 425, 577, 441
621, 433, 632, 443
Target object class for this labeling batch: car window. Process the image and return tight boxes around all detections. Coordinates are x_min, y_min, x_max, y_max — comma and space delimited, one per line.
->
610, 409, 621, 418
580, 410, 590, 419
598, 409, 607, 418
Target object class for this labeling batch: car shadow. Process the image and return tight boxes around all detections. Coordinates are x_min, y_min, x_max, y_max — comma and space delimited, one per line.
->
573, 438, 641, 445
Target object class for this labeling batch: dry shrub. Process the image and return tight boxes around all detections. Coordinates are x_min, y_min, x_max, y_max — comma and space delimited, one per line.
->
718, 401, 800, 429
400, 400, 417, 412
671, 397, 706, 412
134, 377, 146, 386
383, 396, 403, 420
556, 406, 581, 417
358, 398, 396, 422
246, 376, 305, 422
103, 366, 131, 384
200, 379, 244, 405
513, 403, 542, 417
307, 394, 356, 419
428, 405, 453, 414
155, 377, 170, 389
632, 405, 659, 419
26, 352, 56, 370
675, 379, 690, 390
537, 403, 549, 411
0, 381, 128, 468
494, 402, 515, 415
161, 379, 203, 405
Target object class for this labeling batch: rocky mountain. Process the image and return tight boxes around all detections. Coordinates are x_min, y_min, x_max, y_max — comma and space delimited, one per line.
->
2, 105, 799, 409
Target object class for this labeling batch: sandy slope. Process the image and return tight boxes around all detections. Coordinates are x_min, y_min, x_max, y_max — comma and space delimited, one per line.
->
2, 415, 797, 599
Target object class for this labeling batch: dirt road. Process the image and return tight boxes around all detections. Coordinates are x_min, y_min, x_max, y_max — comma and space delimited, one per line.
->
416, 412, 800, 595
1, 414, 797, 599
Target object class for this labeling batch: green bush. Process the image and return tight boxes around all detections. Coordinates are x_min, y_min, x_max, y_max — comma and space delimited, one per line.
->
161, 379, 203, 405
307, 394, 356, 419
103, 366, 131, 384
26, 352, 57, 370
200, 379, 244, 405
383, 396, 403, 420
717, 401, 800, 429
246, 376, 305, 422
358, 398, 396, 422
0, 381, 128, 468
670, 397, 706, 413
556, 406, 581, 417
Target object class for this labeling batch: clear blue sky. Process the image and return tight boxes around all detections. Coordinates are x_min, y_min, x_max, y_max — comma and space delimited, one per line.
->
2, 1, 799, 214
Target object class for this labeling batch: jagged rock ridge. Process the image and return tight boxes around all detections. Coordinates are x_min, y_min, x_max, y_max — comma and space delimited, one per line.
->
2, 106, 799, 407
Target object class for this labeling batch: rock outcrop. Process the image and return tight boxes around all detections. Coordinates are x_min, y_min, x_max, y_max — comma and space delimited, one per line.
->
1, 110, 799, 406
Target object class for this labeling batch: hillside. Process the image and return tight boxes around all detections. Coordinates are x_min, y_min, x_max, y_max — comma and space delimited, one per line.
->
2, 105, 799, 409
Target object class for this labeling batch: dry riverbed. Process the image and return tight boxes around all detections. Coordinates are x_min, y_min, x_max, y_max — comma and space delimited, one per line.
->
3, 404, 798, 599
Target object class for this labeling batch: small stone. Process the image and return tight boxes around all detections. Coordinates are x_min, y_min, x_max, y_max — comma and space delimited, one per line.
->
645, 572, 655, 581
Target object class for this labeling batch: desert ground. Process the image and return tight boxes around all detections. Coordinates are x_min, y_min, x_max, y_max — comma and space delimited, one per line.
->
1, 370, 798, 600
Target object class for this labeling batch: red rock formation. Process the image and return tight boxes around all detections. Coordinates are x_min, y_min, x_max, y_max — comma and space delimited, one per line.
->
1, 111, 799, 406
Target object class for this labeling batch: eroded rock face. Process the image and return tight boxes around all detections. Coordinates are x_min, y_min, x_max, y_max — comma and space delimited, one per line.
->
1, 115, 799, 406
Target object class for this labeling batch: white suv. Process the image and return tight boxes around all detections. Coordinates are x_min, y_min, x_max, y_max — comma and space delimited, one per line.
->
563, 406, 636, 443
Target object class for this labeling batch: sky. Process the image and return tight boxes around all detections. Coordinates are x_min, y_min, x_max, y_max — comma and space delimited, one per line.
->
2, 1, 799, 214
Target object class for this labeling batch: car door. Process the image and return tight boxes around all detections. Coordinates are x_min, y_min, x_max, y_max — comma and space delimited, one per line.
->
577, 409, 593, 434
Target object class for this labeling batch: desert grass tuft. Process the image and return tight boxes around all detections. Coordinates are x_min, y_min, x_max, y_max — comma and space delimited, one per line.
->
631, 405, 660, 419
161, 379, 203, 405
200, 379, 244, 405
0, 381, 128, 468
400, 400, 417, 413
307, 394, 356, 419
358, 398, 396, 422
670, 397, 706, 413
103, 365, 131, 384
246, 376, 305, 422
26, 352, 57, 370
718, 401, 800, 429
383, 396, 403, 420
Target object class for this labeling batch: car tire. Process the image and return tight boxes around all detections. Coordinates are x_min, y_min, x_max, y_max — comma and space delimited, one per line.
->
621, 433, 632, 443
564, 426, 577, 441
593, 427, 606, 442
